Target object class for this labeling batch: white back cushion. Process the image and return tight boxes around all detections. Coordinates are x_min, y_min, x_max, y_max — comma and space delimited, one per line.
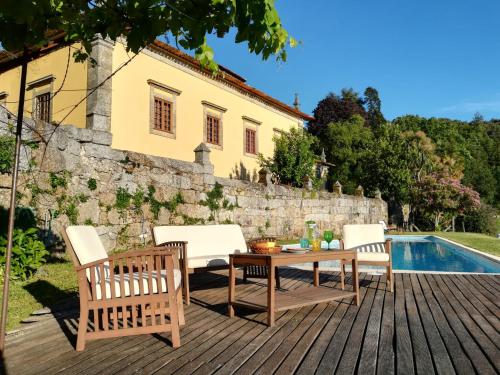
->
153, 224, 248, 266
66, 226, 108, 266
378, 220, 388, 230
343, 224, 385, 251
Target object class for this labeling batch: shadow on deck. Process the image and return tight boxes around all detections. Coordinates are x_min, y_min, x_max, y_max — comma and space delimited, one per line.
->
3, 268, 499, 374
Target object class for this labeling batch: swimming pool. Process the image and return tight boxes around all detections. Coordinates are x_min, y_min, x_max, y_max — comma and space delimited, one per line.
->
284, 235, 500, 274
389, 235, 500, 273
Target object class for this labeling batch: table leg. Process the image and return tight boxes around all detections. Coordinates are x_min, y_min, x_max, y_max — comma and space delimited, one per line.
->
228, 257, 235, 317
313, 261, 319, 287
352, 257, 360, 306
267, 258, 275, 327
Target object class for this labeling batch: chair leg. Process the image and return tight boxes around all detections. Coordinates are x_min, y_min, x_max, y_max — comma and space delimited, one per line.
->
340, 261, 345, 290
176, 287, 185, 326
76, 308, 88, 351
243, 266, 248, 283
387, 265, 393, 292
181, 260, 190, 306
275, 267, 281, 289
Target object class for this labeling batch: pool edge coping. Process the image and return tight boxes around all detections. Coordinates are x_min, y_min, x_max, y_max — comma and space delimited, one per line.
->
417, 234, 500, 263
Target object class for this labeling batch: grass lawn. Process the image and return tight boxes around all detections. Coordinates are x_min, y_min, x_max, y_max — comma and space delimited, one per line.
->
0, 258, 77, 332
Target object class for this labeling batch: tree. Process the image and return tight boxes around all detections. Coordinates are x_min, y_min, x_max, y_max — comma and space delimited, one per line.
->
259, 128, 316, 187
307, 89, 367, 136
0, 0, 293, 69
319, 114, 373, 194
363, 87, 385, 127
410, 174, 480, 230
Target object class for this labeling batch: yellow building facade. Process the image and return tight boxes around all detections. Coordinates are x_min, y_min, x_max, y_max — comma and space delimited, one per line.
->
0, 38, 312, 178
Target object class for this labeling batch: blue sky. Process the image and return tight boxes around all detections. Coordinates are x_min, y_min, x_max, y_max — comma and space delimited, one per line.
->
202, 0, 500, 121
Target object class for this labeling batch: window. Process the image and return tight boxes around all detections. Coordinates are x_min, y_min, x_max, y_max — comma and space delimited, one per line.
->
206, 115, 221, 145
245, 128, 257, 154
242, 116, 260, 157
153, 97, 173, 133
34, 92, 51, 122
148, 80, 180, 139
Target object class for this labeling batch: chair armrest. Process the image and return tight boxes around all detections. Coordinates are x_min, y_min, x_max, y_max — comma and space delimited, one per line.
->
384, 239, 392, 254
156, 241, 187, 263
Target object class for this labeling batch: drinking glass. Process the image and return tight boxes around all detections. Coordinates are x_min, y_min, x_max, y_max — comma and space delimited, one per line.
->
323, 230, 333, 250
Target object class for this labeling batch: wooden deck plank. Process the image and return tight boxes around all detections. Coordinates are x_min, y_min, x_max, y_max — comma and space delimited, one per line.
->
453, 274, 500, 321
424, 274, 497, 374
9, 269, 230, 374
211, 272, 343, 375
335, 275, 381, 374
116, 270, 305, 375
394, 273, 415, 374
416, 274, 475, 375
408, 274, 456, 375
441, 275, 500, 345
377, 274, 395, 375
28, 271, 234, 375
3, 271, 499, 375
158, 271, 310, 375
357, 274, 387, 375
468, 275, 500, 308
402, 273, 436, 375
314, 275, 376, 374
431, 274, 500, 371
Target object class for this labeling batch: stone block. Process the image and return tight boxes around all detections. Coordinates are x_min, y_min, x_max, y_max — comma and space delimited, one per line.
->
92, 131, 113, 145
84, 143, 125, 161
78, 199, 100, 224
76, 128, 94, 142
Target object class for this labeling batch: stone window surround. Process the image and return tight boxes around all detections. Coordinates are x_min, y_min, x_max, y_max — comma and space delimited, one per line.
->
202, 100, 227, 151
243, 116, 261, 158
148, 79, 181, 139
28, 75, 55, 123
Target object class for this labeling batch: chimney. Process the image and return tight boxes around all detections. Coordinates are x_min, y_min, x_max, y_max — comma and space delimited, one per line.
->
293, 93, 300, 110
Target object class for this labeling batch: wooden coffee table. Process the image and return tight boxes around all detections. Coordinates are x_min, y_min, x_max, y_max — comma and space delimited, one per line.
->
228, 250, 359, 326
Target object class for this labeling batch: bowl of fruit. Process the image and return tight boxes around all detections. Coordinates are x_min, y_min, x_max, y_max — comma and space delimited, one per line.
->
248, 237, 282, 254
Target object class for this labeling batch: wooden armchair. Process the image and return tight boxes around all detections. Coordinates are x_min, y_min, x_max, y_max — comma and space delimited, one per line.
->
63, 226, 184, 351
339, 224, 393, 292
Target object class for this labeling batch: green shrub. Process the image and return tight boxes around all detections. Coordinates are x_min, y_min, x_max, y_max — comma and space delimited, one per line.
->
115, 187, 132, 211
258, 127, 316, 187
464, 204, 498, 235
0, 135, 15, 174
0, 228, 49, 281
87, 178, 97, 191
49, 172, 68, 190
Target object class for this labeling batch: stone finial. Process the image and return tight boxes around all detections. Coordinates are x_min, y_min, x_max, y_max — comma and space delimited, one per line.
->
258, 167, 273, 186
374, 188, 382, 200
333, 180, 342, 195
355, 185, 364, 197
293, 93, 300, 110
303, 175, 312, 191
194, 143, 212, 165
320, 148, 326, 162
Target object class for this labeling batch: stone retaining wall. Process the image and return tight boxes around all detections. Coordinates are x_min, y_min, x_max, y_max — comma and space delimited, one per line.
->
0, 107, 387, 251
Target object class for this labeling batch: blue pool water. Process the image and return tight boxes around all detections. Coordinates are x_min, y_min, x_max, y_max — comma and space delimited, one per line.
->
389, 235, 500, 273
285, 235, 500, 273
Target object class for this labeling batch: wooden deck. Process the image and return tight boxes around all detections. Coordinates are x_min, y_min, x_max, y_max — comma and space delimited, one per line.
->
2, 268, 499, 374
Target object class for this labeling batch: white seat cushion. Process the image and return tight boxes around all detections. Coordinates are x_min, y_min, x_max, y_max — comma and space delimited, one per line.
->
342, 224, 385, 250
95, 269, 182, 300
357, 252, 390, 262
153, 224, 248, 269
66, 225, 108, 265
